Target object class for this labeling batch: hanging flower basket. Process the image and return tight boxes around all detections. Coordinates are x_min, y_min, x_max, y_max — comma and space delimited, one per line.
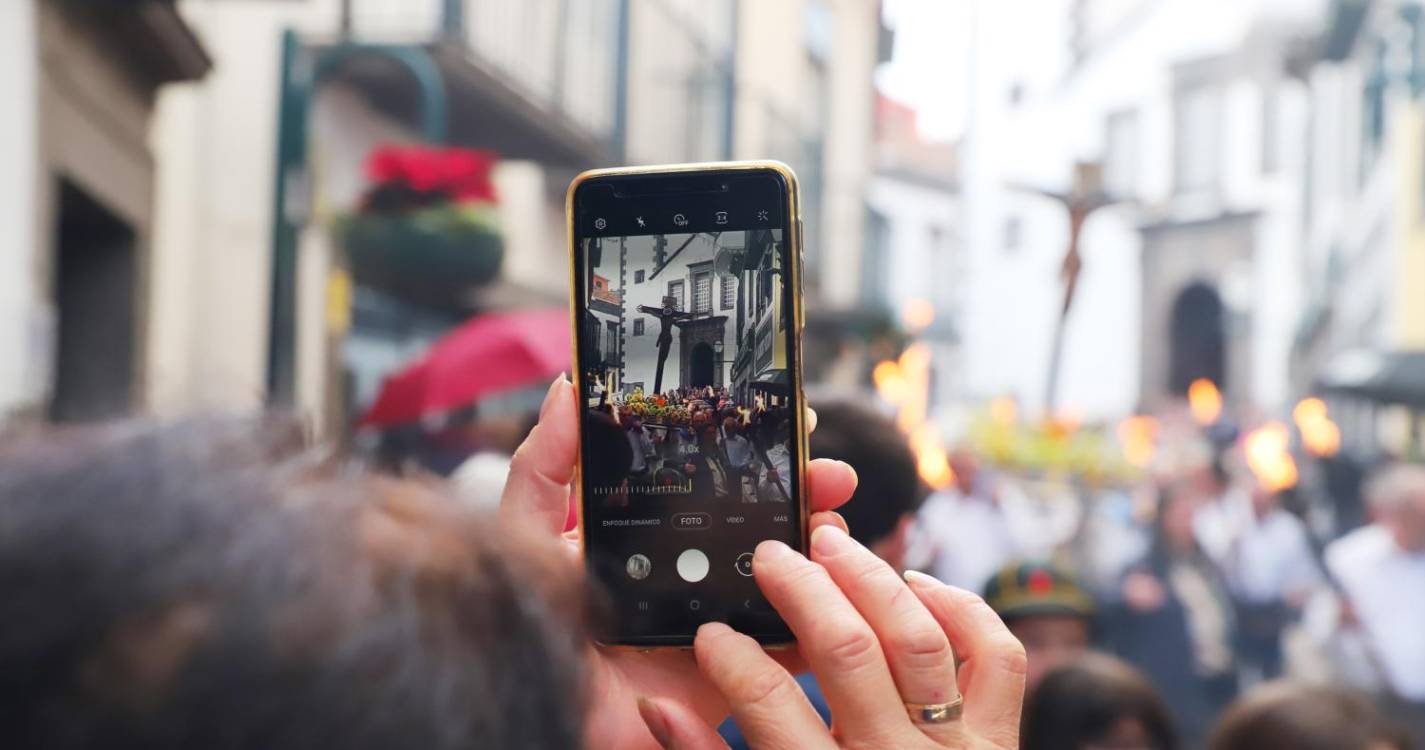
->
336, 145, 504, 302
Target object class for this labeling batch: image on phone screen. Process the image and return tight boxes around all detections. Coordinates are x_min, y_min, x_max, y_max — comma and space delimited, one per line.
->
572, 170, 802, 645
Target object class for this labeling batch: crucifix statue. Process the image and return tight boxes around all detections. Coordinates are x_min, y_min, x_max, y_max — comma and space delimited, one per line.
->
638, 295, 695, 393
1015, 162, 1120, 415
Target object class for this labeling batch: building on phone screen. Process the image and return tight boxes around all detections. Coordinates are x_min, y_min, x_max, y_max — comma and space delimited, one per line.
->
728, 229, 790, 408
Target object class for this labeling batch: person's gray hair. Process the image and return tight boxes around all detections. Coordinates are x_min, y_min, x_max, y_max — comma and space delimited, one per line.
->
1364, 462, 1425, 513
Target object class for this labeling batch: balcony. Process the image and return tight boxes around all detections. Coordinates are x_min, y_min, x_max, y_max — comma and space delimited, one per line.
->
335, 0, 624, 167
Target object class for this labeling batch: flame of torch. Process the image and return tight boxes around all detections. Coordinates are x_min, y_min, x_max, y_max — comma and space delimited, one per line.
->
873, 360, 908, 405
1188, 379, 1223, 426
1293, 397, 1341, 458
874, 344, 954, 490
1245, 422, 1299, 492
1117, 415, 1158, 469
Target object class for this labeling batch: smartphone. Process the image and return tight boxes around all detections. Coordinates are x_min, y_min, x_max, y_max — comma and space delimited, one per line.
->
567, 162, 808, 647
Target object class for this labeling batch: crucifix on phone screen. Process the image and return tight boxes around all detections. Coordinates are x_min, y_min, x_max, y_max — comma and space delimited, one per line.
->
638, 296, 695, 393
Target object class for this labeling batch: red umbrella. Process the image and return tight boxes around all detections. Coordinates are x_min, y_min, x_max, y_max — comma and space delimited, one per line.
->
360, 307, 571, 427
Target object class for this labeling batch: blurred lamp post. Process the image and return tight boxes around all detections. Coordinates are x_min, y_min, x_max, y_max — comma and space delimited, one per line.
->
1016, 162, 1123, 417
267, 30, 448, 406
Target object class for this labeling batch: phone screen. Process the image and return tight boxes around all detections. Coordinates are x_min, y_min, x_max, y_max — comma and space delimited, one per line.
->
570, 167, 803, 646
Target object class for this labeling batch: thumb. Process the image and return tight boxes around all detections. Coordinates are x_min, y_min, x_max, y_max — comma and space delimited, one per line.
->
499, 374, 577, 535
637, 697, 732, 750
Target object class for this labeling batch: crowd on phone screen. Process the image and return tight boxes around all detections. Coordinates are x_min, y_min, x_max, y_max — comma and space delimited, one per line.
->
589, 384, 793, 506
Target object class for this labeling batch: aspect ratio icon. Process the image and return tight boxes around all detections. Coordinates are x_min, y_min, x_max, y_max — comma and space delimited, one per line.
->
715, 211, 729, 225
672, 213, 688, 227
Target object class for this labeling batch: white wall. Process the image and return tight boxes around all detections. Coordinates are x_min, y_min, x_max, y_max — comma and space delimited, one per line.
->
149, 0, 348, 417
818, 0, 880, 307
0, 0, 40, 424
734, 0, 879, 308
865, 176, 960, 311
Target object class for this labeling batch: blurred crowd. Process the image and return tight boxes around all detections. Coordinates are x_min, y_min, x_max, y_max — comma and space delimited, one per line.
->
863, 402, 1425, 748
714, 394, 1425, 749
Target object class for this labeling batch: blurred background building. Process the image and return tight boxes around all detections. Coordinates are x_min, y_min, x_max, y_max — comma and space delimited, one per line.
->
0, 0, 210, 424
3, 0, 1421, 451
0, 0, 889, 437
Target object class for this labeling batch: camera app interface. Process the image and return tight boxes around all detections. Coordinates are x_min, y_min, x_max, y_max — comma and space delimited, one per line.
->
577, 201, 799, 642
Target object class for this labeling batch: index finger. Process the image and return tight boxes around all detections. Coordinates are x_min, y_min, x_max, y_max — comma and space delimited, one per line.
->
753, 540, 909, 741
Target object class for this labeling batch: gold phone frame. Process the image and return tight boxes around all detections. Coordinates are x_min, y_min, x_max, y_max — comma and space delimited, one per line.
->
565, 160, 809, 649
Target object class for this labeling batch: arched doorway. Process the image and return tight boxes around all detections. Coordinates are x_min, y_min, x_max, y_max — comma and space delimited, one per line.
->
1168, 281, 1226, 396
690, 343, 715, 387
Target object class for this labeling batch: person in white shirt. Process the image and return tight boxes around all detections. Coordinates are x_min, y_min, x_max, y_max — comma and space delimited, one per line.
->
754, 416, 792, 501
624, 416, 655, 482
907, 449, 1020, 592
1195, 481, 1322, 680
719, 416, 754, 501
1316, 463, 1425, 740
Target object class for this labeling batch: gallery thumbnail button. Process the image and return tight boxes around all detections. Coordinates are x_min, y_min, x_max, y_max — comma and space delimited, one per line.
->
671, 512, 712, 530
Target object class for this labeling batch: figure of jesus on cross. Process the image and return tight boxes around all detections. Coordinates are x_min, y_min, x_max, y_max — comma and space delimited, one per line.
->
637, 295, 694, 393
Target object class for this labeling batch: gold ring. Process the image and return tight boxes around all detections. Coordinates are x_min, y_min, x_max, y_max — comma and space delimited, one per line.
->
906, 696, 963, 724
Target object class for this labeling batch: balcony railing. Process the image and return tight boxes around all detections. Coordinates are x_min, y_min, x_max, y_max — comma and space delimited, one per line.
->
346, 0, 747, 165
348, 0, 622, 152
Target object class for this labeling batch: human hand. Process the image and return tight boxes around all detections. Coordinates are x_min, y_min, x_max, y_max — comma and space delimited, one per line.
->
499, 376, 857, 750
1122, 572, 1166, 612
637, 525, 1026, 749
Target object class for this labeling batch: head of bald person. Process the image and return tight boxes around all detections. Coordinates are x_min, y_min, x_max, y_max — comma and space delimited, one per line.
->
1365, 463, 1425, 552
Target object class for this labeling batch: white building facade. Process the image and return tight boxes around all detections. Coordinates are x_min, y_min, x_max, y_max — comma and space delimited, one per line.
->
960, 0, 1322, 420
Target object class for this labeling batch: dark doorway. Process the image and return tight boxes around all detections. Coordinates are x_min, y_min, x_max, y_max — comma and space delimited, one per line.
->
50, 181, 137, 422
1168, 281, 1226, 397
690, 342, 715, 387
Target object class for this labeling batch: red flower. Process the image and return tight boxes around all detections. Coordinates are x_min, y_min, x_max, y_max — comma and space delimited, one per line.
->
363, 145, 499, 205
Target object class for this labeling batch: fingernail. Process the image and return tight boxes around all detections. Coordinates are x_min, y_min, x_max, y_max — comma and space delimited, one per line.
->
637, 697, 673, 748
697, 621, 734, 639
755, 539, 795, 561
811, 523, 853, 557
839, 459, 860, 485
904, 569, 943, 587
809, 510, 849, 534
539, 374, 567, 420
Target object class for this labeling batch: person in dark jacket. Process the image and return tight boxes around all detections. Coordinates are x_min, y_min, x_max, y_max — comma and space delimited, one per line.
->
1102, 477, 1238, 746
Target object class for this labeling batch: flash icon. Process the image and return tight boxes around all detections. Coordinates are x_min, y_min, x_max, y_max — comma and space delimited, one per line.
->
636, 216, 646, 228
